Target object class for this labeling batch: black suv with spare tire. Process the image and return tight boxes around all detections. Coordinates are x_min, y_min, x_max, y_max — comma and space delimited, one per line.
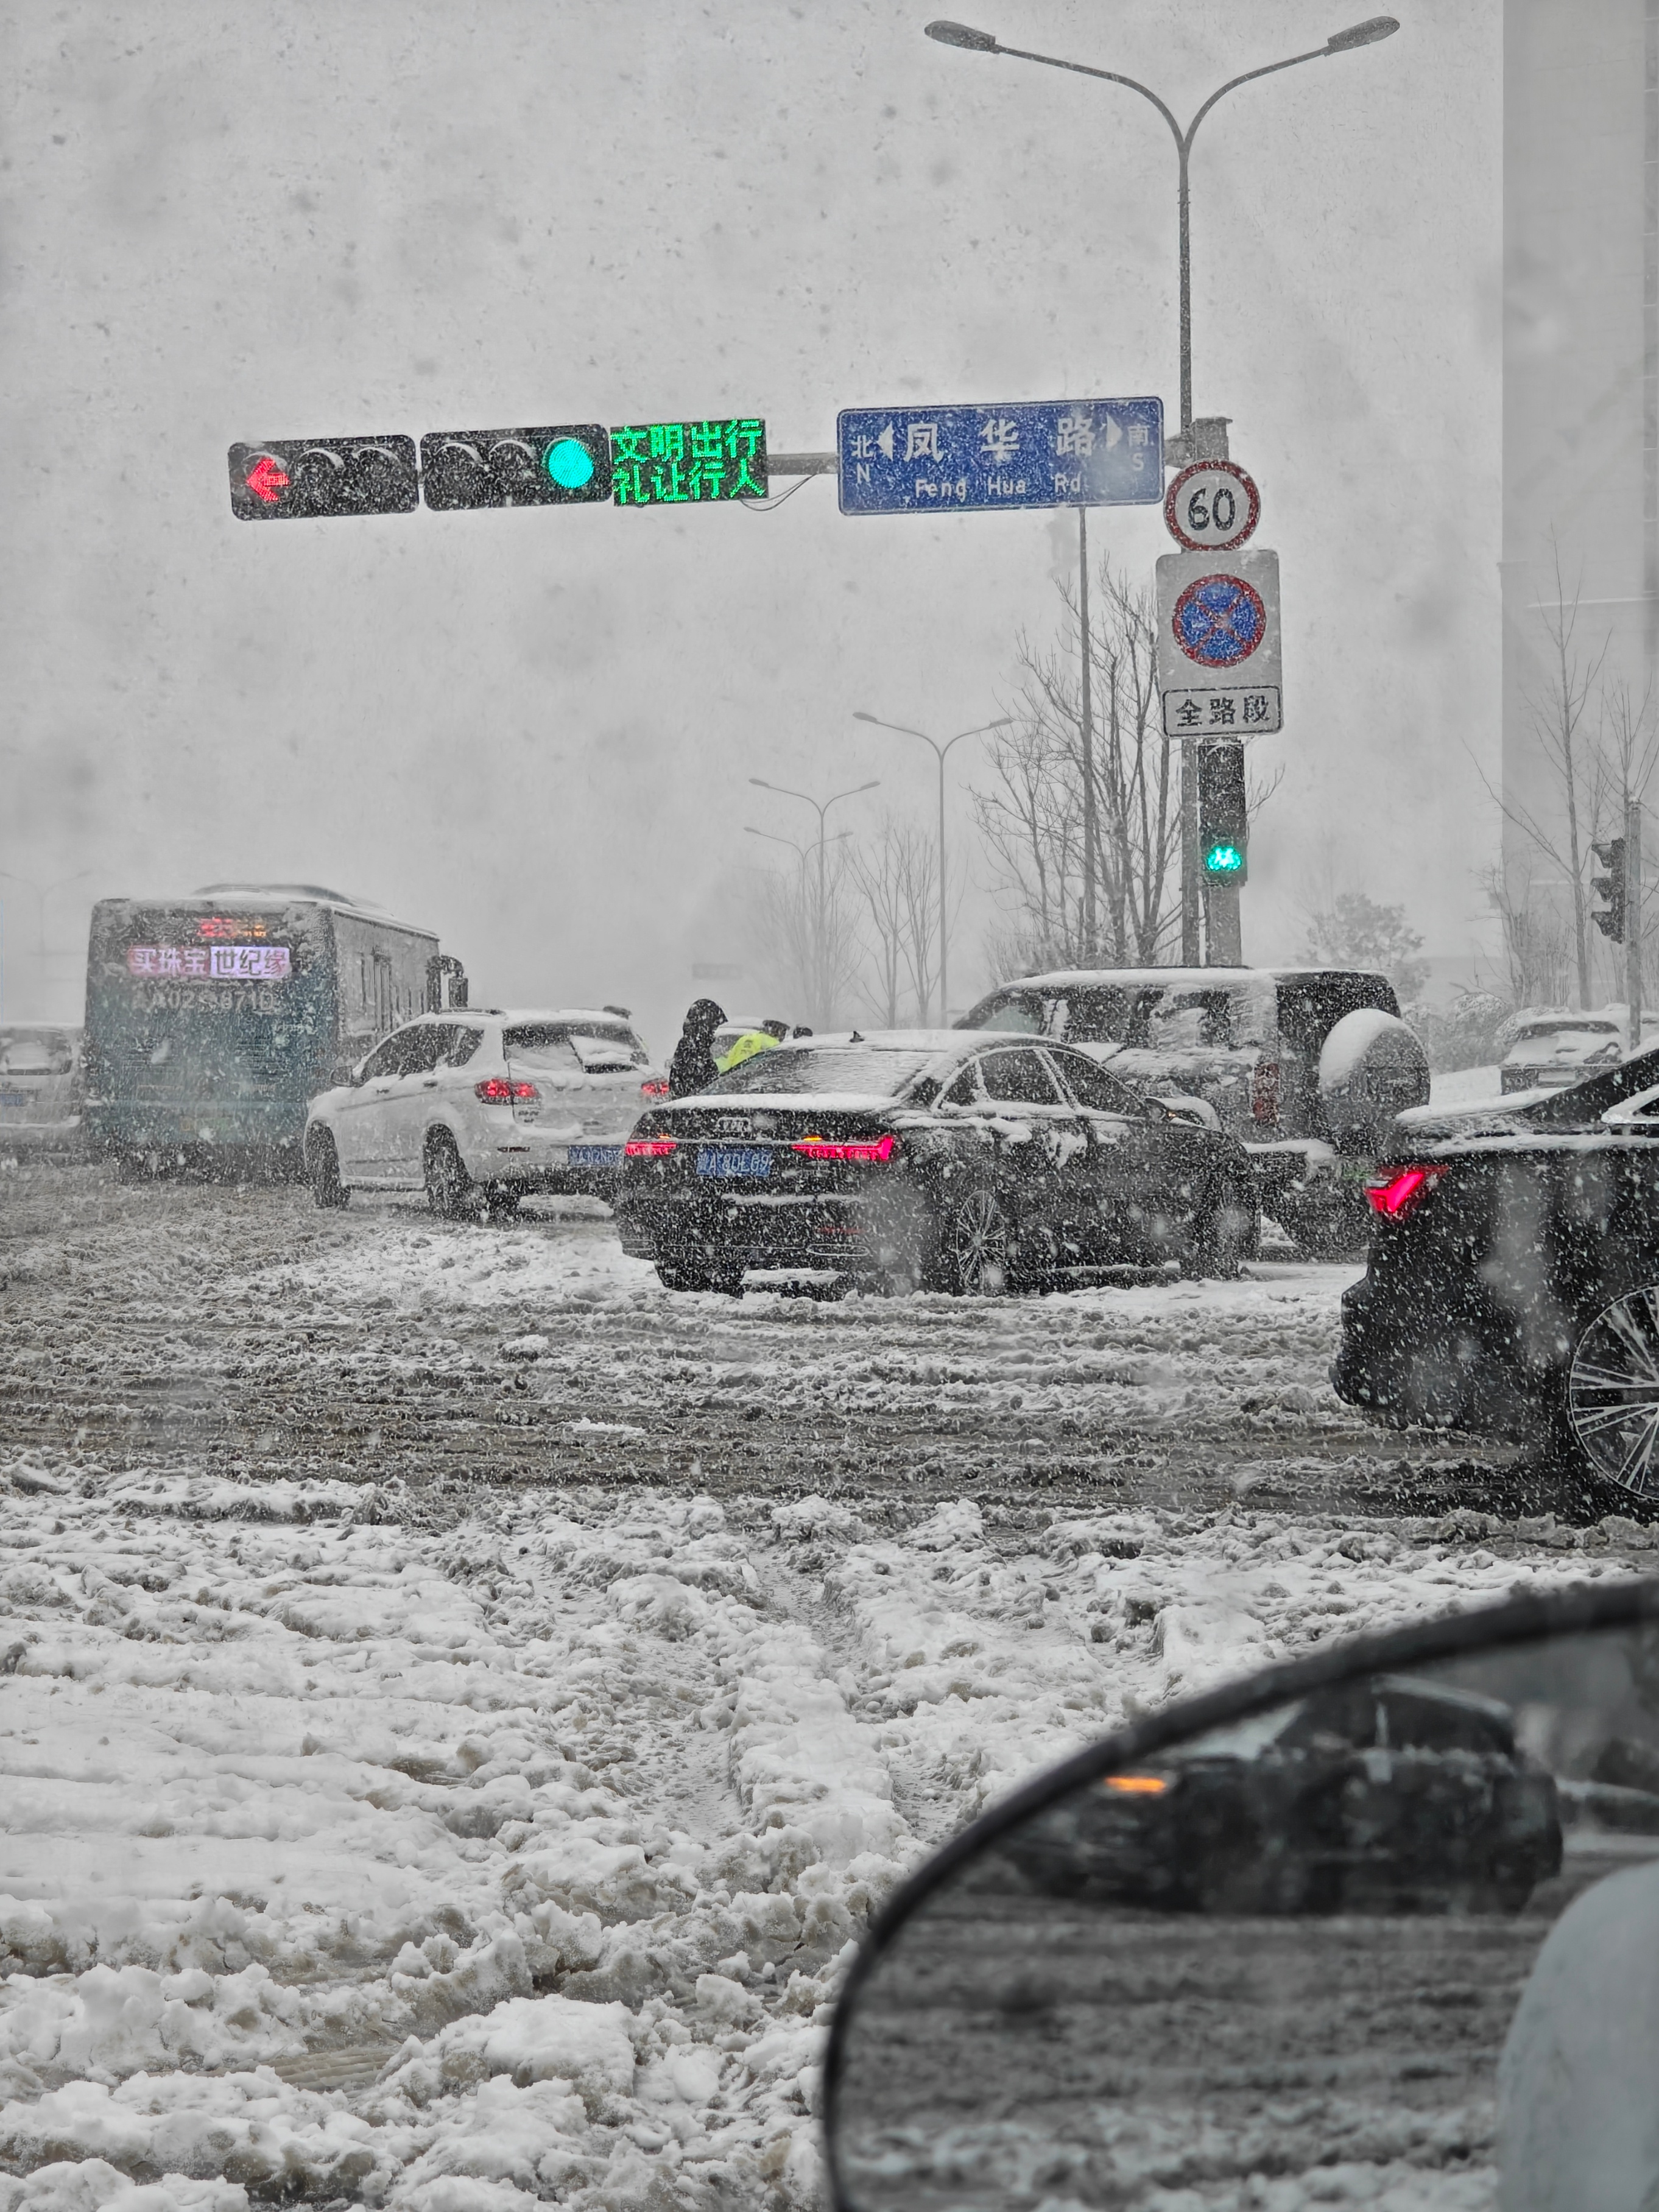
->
960, 967, 1430, 1256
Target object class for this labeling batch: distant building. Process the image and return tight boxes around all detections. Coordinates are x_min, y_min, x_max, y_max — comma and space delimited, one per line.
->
1503, 0, 1656, 1004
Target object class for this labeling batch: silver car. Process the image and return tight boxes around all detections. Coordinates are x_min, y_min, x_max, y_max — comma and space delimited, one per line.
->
0, 1024, 82, 1157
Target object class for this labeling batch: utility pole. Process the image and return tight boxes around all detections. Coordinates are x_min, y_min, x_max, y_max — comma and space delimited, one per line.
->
1629, 797, 1645, 1057
1079, 509, 1097, 957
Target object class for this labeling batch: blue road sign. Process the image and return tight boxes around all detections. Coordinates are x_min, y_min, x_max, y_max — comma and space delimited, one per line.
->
836, 397, 1163, 516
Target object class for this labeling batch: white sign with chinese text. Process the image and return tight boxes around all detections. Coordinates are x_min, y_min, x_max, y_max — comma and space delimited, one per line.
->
1155, 549, 1282, 739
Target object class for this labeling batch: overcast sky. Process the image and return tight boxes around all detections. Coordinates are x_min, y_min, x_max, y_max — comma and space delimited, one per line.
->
0, 0, 1499, 1041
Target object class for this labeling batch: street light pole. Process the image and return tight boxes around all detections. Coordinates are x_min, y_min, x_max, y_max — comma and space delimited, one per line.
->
852, 714, 1012, 1023
924, 14, 1400, 964
747, 778, 879, 1026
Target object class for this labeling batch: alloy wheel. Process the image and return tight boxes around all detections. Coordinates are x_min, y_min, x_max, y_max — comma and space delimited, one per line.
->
949, 1191, 1009, 1295
1567, 1286, 1659, 1494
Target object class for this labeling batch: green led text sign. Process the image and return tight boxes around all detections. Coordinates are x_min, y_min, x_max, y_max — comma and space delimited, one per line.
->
610, 418, 767, 505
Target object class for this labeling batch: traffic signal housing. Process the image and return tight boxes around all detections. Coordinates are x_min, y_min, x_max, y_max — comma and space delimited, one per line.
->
228, 436, 420, 520
419, 425, 612, 509
1197, 741, 1249, 886
1593, 837, 1628, 941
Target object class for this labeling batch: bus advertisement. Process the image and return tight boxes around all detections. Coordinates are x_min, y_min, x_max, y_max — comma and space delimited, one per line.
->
83, 884, 467, 1175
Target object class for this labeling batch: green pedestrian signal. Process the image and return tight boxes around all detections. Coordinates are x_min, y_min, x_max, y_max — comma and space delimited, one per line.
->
1196, 742, 1249, 887
611, 417, 767, 505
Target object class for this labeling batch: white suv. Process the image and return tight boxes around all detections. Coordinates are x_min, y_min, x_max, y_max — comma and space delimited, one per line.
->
303, 1009, 667, 1220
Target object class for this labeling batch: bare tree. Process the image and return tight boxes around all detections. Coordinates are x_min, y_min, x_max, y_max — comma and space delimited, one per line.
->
747, 844, 862, 1030
971, 556, 1178, 968
848, 820, 944, 1026
1481, 862, 1573, 1008
1471, 546, 1608, 1006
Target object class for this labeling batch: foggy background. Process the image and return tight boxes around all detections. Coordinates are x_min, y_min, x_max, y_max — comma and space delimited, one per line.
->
0, 0, 1499, 1051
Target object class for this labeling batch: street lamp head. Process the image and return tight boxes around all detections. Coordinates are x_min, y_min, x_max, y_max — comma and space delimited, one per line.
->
852, 711, 879, 725
924, 19, 1000, 52
1325, 15, 1400, 52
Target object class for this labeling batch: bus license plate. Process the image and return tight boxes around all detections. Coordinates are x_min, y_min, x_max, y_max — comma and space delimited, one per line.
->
568, 1145, 623, 1169
697, 1145, 772, 1180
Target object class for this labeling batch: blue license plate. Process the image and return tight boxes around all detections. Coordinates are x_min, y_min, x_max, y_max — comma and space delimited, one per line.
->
697, 1145, 772, 1180
568, 1144, 623, 1169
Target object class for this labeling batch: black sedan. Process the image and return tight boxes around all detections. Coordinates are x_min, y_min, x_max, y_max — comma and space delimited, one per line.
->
1333, 1046, 1659, 1495
996, 1673, 1562, 1915
615, 1029, 1258, 1295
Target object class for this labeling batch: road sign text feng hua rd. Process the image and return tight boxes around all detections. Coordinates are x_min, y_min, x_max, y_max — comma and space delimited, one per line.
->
610, 418, 767, 506
836, 398, 1163, 516
1155, 548, 1283, 739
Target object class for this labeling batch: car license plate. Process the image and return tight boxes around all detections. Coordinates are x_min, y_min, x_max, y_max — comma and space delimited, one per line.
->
697, 1145, 772, 1179
568, 1145, 622, 1169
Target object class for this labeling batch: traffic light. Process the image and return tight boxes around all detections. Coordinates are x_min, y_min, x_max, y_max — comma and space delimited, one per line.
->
1593, 837, 1628, 941
1197, 741, 1249, 885
227, 436, 420, 521
419, 424, 612, 509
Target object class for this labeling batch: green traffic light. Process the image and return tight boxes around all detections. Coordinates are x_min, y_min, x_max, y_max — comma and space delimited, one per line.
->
1203, 842, 1245, 876
544, 437, 595, 490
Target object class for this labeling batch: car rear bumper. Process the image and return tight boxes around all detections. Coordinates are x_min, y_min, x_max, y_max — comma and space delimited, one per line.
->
1331, 1269, 1547, 1438
616, 1188, 873, 1269
469, 1131, 632, 1197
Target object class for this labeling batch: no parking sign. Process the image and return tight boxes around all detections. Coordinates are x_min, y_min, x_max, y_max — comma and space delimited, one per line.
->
1155, 548, 1282, 739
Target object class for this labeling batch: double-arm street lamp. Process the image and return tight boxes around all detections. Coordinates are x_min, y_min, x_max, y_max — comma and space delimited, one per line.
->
924, 14, 1399, 965
852, 714, 1010, 1024
747, 777, 879, 1026
924, 15, 1399, 437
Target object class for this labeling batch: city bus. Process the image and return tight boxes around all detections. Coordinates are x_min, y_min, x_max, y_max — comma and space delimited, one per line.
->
83, 884, 468, 1175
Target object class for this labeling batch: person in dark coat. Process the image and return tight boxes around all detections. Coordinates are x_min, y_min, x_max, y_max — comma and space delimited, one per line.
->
669, 999, 726, 1098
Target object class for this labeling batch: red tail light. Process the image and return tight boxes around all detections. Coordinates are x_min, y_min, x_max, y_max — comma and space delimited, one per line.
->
1252, 1061, 1280, 1122
1366, 1164, 1448, 1220
475, 1078, 538, 1104
640, 1078, 670, 1100
625, 1136, 678, 1158
791, 1132, 898, 1164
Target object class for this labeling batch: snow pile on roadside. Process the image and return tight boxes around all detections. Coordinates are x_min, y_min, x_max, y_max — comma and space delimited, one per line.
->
0, 1458, 1647, 2206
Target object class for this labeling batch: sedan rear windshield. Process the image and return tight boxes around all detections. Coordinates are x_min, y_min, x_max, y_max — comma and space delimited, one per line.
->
706, 1045, 939, 1097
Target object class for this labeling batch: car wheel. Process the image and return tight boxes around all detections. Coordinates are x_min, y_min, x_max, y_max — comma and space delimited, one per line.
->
425, 1132, 479, 1222
1191, 1176, 1259, 1278
1564, 1284, 1659, 1498
939, 1188, 1011, 1296
306, 1129, 350, 1210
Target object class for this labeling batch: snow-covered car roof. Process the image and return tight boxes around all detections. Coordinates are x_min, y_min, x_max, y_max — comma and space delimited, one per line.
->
1504, 1016, 1620, 1045
986, 965, 1390, 994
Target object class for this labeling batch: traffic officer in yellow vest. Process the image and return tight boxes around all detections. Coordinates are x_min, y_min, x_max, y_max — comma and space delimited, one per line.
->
717, 1018, 790, 1074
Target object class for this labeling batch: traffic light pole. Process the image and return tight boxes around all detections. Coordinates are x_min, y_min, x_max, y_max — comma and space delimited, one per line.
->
1629, 798, 1644, 1057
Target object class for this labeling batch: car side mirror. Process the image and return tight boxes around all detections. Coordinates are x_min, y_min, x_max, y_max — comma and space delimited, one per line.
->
825, 1584, 1659, 2212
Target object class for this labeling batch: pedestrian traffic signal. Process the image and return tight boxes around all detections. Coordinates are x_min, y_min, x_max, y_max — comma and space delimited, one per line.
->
1593, 837, 1628, 941
419, 424, 612, 509
1197, 742, 1249, 886
227, 437, 420, 521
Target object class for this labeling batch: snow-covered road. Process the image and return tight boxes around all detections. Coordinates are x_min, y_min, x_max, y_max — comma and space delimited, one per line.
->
1, 1164, 1655, 2208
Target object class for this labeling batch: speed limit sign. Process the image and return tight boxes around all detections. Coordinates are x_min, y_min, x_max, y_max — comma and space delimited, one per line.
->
1163, 460, 1260, 552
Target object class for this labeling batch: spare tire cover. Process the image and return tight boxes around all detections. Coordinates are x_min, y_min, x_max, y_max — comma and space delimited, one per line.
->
1317, 1009, 1431, 1149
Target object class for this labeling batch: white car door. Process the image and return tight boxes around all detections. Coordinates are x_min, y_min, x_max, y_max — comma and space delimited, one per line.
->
333, 1029, 415, 1181
382, 1023, 451, 1183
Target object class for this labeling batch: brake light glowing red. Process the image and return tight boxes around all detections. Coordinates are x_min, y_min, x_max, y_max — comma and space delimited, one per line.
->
639, 1078, 670, 1099
1252, 1061, 1280, 1122
1367, 1165, 1448, 1220
474, 1078, 538, 1103
625, 1136, 678, 1158
791, 1133, 898, 1164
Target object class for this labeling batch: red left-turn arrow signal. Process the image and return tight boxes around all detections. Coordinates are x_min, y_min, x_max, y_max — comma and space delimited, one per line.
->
243, 455, 290, 504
